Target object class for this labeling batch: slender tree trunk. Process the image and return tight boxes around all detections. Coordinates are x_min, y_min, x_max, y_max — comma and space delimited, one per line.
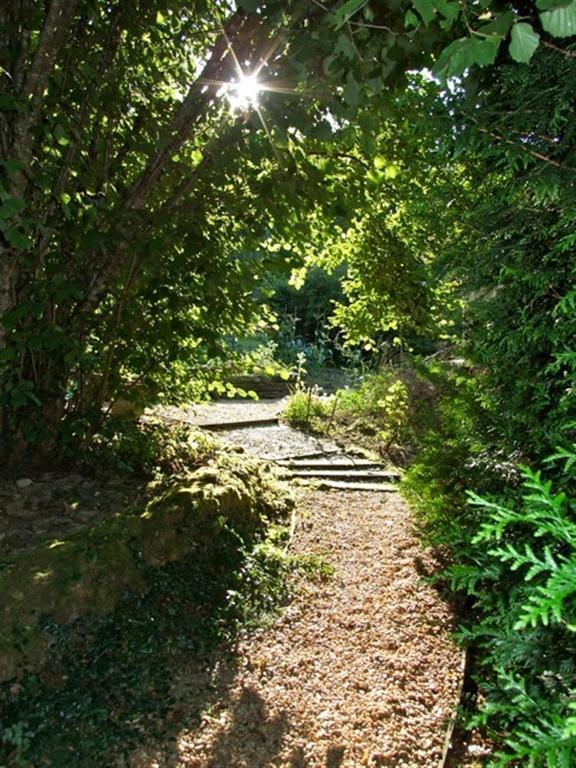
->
0, 250, 18, 348
76, 10, 272, 316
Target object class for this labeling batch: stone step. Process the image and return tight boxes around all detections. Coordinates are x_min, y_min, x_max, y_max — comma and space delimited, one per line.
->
277, 458, 382, 471
313, 480, 396, 492
197, 417, 280, 431
275, 450, 343, 461
288, 469, 398, 482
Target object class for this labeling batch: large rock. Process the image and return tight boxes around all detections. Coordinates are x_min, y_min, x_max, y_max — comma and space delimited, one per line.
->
0, 454, 290, 682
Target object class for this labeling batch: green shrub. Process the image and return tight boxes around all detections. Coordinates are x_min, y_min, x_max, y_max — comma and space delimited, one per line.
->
445, 452, 576, 766
400, 361, 520, 546
283, 364, 436, 454
282, 387, 332, 432
72, 418, 218, 478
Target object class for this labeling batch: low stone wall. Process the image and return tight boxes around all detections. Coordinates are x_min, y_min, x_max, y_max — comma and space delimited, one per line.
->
0, 455, 291, 682
226, 374, 295, 399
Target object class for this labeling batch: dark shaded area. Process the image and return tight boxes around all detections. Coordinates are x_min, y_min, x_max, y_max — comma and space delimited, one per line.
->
443, 649, 483, 768
0, 526, 288, 767
325, 744, 346, 767
269, 265, 347, 346
205, 687, 289, 767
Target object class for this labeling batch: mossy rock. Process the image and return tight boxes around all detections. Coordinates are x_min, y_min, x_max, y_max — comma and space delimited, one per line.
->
0, 454, 291, 682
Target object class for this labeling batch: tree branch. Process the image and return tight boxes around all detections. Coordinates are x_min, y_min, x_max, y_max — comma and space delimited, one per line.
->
19, 0, 78, 103
121, 11, 260, 212
542, 40, 576, 59
11, 0, 79, 193
478, 127, 576, 172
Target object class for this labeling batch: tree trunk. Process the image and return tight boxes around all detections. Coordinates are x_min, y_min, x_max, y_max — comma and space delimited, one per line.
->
0, 249, 19, 438
0, 249, 18, 349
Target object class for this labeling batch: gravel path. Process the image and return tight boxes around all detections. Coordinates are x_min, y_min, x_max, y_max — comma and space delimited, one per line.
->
137, 400, 470, 766
217, 424, 341, 461
131, 490, 461, 768
155, 399, 288, 427
154, 399, 344, 461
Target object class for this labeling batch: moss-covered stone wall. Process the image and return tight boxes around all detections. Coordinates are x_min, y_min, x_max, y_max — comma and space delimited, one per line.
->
0, 454, 291, 682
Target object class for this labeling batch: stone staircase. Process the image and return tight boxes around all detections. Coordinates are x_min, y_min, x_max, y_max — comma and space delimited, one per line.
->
274, 454, 400, 492
160, 401, 400, 492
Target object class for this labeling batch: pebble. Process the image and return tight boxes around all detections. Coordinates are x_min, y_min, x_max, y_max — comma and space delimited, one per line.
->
6, 502, 37, 519
0, 471, 143, 556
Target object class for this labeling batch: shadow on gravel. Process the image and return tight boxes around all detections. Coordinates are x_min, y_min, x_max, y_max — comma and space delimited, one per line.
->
0, 530, 289, 768
203, 687, 289, 767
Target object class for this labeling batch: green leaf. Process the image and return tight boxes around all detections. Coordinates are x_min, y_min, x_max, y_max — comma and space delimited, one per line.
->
333, 0, 368, 29
412, 0, 436, 25
509, 22, 541, 63
373, 155, 387, 170
54, 124, 70, 146
190, 149, 203, 167
0, 197, 25, 219
156, 11, 166, 24
540, 0, 576, 36
312, 120, 334, 141
477, 10, 514, 37
469, 36, 501, 67
434, 0, 460, 23
434, 35, 501, 78
366, 168, 385, 185
536, 0, 572, 10
335, 33, 356, 60
323, 54, 339, 78
363, 3, 375, 22
59, 192, 71, 205
0, 222, 31, 250
404, 9, 420, 28
343, 76, 360, 109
